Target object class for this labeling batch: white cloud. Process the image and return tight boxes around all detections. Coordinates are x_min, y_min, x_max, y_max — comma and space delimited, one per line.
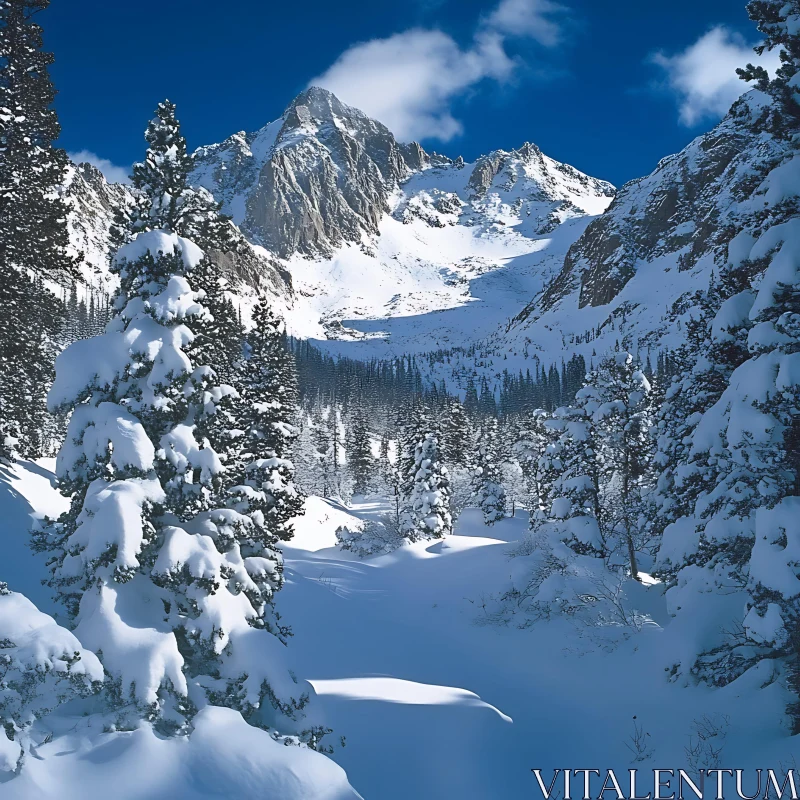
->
308, 0, 569, 143
68, 150, 131, 184
484, 0, 568, 47
310, 29, 514, 142
652, 26, 782, 127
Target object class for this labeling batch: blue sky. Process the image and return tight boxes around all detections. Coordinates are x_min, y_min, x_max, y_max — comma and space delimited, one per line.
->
45, 0, 774, 188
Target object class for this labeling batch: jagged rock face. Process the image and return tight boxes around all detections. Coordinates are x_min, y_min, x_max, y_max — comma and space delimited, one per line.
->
192, 87, 446, 258
538, 92, 790, 312
393, 141, 614, 234
466, 142, 614, 208
64, 163, 133, 287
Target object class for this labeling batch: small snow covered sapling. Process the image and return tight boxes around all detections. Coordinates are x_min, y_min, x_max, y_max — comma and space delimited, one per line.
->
0, 583, 103, 773
400, 432, 453, 541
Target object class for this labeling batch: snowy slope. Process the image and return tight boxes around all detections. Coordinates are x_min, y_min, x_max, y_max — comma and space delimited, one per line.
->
499, 90, 793, 361
2, 446, 795, 798
279, 498, 794, 799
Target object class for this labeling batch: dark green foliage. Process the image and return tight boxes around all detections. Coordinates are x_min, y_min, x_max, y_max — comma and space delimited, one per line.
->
738, 0, 800, 123
0, 0, 78, 282
233, 298, 304, 542
113, 99, 235, 249
346, 400, 374, 495
0, 0, 72, 459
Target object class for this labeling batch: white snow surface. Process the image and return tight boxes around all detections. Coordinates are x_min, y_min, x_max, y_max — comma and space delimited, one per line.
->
0, 464, 361, 798
1, 707, 359, 800
3, 461, 797, 798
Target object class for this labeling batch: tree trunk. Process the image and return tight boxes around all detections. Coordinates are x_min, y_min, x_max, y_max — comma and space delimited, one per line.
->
622, 451, 641, 581
627, 532, 640, 582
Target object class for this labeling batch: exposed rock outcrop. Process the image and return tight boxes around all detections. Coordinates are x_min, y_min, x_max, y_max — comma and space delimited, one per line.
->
192, 87, 447, 258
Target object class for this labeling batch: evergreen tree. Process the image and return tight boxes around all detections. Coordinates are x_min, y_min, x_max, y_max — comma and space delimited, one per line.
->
397, 401, 433, 500
463, 377, 480, 418
512, 408, 552, 521
116, 100, 233, 249
470, 418, 506, 525
590, 353, 653, 580
0, 0, 77, 281
651, 11, 800, 722
346, 399, 374, 496
547, 400, 604, 558
0, 0, 73, 459
738, 0, 800, 120
35, 232, 325, 745
400, 432, 452, 541
652, 274, 758, 580
442, 397, 473, 467
231, 298, 304, 544
657, 226, 800, 710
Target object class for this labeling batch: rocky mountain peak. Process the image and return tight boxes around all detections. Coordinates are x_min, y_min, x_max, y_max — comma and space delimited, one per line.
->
466, 141, 614, 216
282, 86, 366, 132
191, 88, 448, 258
531, 90, 783, 316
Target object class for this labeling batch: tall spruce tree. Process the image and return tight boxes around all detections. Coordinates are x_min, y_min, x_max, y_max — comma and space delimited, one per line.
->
470, 418, 506, 525
346, 399, 374, 496
35, 231, 326, 745
584, 353, 653, 580
512, 408, 552, 522
547, 400, 604, 558
0, 0, 74, 459
231, 298, 304, 544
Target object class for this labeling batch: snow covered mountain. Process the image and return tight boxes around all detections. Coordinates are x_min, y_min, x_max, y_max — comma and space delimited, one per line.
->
63, 85, 796, 384
63, 159, 294, 308
64, 162, 132, 290
184, 87, 615, 347
498, 90, 793, 362
64, 87, 616, 353
191, 86, 456, 259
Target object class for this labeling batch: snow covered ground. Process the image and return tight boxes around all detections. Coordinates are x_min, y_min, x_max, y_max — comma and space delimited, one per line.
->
285, 209, 599, 359
1, 461, 796, 798
281, 499, 796, 798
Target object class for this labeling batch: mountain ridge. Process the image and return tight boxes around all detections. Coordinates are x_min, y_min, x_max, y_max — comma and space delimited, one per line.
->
66, 87, 616, 355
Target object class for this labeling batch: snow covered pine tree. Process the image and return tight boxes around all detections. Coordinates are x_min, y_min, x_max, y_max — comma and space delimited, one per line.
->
230, 298, 305, 546
470, 418, 507, 525
0, 582, 103, 773
33, 100, 324, 745
654, 0, 800, 729
400, 431, 453, 541
0, 0, 75, 460
36, 229, 329, 746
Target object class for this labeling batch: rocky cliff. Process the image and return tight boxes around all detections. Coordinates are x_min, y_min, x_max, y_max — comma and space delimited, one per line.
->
191, 87, 454, 259
532, 91, 789, 315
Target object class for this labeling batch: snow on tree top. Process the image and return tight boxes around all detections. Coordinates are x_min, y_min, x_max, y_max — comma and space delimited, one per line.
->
115, 229, 205, 273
